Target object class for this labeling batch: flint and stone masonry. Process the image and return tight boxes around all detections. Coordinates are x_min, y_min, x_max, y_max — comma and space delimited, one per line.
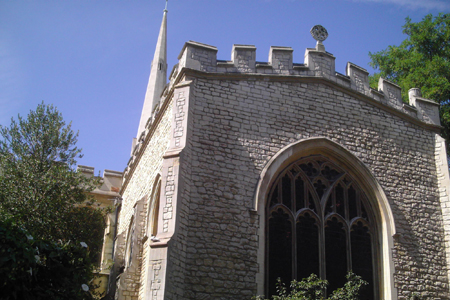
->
110, 37, 450, 300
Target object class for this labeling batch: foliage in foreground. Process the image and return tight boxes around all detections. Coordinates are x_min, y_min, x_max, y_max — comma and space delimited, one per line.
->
0, 219, 101, 300
254, 273, 368, 300
368, 13, 450, 148
0, 102, 105, 260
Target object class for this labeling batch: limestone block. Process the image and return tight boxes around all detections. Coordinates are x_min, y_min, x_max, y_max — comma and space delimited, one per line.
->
177, 41, 218, 72
231, 44, 256, 73
378, 77, 403, 109
268, 46, 293, 74
304, 48, 335, 78
409, 88, 440, 125
346, 62, 370, 96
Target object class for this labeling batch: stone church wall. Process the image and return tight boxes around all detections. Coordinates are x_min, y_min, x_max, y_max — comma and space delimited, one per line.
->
116, 39, 450, 300
182, 75, 447, 299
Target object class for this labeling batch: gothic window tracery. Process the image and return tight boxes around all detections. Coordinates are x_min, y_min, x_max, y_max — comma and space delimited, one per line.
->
266, 155, 377, 299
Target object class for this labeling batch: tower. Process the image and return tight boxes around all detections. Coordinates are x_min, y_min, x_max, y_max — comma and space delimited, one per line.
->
136, 3, 168, 139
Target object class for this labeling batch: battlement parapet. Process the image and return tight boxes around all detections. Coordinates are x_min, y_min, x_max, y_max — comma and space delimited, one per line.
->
409, 88, 440, 125
126, 40, 442, 184
175, 40, 440, 127
123, 38, 443, 196
177, 41, 218, 73
77, 165, 123, 196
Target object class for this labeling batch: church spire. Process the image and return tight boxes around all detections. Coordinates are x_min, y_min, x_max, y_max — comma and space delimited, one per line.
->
136, 3, 168, 138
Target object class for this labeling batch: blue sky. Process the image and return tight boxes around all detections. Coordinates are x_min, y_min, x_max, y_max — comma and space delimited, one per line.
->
1, 0, 449, 174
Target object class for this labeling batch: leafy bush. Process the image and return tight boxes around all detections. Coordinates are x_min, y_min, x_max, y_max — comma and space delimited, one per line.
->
0, 218, 100, 300
254, 272, 368, 300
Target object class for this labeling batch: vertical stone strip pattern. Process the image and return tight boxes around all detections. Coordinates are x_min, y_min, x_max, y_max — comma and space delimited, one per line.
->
163, 166, 174, 232
174, 92, 186, 147
150, 260, 162, 299
168, 83, 191, 152
435, 134, 450, 289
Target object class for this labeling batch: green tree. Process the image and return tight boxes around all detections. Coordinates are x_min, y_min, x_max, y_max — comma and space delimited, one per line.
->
0, 103, 105, 260
0, 218, 99, 300
369, 13, 450, 146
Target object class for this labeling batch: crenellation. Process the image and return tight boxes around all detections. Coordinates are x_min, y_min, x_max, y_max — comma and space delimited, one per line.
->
346, 62, 370, 96
378, 77, 403, 109
304, 47, 336, 78
232, 44, 257, 73
177, 41, 218, 73
409, 88, 440, 126
171, 40, 441, 131
268, 46, 293, 74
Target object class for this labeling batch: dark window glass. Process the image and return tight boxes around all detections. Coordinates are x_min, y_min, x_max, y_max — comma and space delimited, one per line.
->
325, 217, 347, 294
295, 177, 305, 211
351, 221, 374, 300
268, 208, 293, 296
325, 195, 333, 215
282, 174, 292, 210
308, 192, 316, 212
296, 213, 320, 280
348, 186, 357, 220
335, 184, 345, 218
270, 185, 279, 207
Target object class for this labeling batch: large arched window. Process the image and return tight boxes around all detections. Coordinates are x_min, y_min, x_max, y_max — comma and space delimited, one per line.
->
266, 155, 378, 298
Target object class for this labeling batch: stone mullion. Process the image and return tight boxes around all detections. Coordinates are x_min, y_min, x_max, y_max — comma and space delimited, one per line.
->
346, 221, 352, 275
292, 214, 297, 281
291, 175, 298, 280
319, 214, 326, 281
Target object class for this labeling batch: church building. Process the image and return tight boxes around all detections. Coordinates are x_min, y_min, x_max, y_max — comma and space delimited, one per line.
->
105, 5, 450, 300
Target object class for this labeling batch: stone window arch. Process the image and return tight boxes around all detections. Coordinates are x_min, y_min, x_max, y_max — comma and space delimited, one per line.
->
253, 138, 397, 300
124, 197, 145, 270
266, 155, 377, 298
125, 215, 136, 269
146, 175, 162, 239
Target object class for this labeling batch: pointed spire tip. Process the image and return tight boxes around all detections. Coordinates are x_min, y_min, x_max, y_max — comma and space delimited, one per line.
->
164, 0, 168, 12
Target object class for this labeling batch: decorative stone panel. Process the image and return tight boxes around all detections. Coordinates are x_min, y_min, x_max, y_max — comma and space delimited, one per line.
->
346, 62, 370, 96
409, 88, 440, 125
378, 77, 403, 109
232, 44, 256, 73
268, 46, 293, 74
